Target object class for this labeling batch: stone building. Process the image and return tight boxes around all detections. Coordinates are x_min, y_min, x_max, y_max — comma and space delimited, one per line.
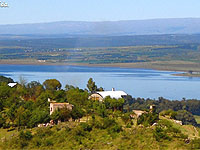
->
50, 102, 73, 115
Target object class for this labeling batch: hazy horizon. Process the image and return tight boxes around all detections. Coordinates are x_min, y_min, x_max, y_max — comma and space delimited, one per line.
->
1, 0, 200, 24
0, 17, 200, 25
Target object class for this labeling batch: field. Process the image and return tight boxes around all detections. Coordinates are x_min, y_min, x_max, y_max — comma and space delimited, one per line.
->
1, 34, 200, 73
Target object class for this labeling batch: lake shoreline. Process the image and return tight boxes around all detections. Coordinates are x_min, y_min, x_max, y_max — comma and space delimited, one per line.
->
1, 59, 200, 77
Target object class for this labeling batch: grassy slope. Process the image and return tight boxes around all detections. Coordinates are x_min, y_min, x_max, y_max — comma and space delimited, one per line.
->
0, 116, 199, 150
194, 115, 200, 124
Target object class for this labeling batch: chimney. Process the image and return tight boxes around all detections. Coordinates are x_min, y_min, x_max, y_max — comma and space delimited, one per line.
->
112, 88, 115, 91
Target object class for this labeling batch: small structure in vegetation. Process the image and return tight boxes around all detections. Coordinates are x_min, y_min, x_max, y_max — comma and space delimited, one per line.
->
132, 110, 147, 118
8, 83, 17, 87
50, 102, 73, 115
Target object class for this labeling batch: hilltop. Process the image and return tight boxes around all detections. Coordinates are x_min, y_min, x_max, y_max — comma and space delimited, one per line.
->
0, 77, 200, 149
1, 18, 200, 35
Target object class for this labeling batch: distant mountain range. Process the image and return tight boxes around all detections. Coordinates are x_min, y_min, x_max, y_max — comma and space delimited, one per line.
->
1, 18, 200, 35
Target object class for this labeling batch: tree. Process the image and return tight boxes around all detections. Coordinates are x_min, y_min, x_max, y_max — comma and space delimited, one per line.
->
87, 78, 97, 93
66, 88, 89, 108
65, 84, 76, 91
137, 112, 159, 127
97, 87, 104, 91
26, 81, 44, 100
104, 96, 125, 111
0, 76, 14, 83
28, 108, 50, 127
43, 79, 61, 91
175, 110, 197, 126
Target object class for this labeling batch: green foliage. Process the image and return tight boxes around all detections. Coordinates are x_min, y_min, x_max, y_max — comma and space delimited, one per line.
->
80, 122, 92, 132
153, 126, 170, 142
26, 81, 44, 100
127, 97, 200, 116
175, 110, 197, 126
160, 109, 177, 119
71, 106, 84, 120
65, 84, 76, 91
15, 106, 32, 127
121, 113, 131, 124
0, 113, 5, 128
153, 119, 188, 142
28, 108, 50, 128
43, 79, 61, 91
137, 112, 159, 127
96, 103, 108, 118
66, 88, 88, 106
51, 107, 71, 122
87, 78, 97, 93
160, 109, 197, 126
0, 75, 14, 83
18, 130, 33, 148
104, 96, 125, 111
191, 138, 200, 149
19, 130, 33, 141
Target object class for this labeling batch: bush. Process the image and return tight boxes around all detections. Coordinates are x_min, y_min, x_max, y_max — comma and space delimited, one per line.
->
137, 112, 159, 127
102, 117, 115, 129
175, 110, 197, 126
80, 123, 92, 132
191, 138, 200, 149
44, 139, 54, 146
121, 113, 131, 124
160, 109, 177, 119
19, 130, 33, 141
0, 113, 6, 128
153, 126, 170, 142
109, 124, 122, 134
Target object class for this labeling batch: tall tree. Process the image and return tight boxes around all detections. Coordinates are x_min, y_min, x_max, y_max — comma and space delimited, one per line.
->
87, 78, 97, 93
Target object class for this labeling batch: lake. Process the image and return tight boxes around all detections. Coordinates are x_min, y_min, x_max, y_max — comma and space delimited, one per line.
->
0, 64, 200, 100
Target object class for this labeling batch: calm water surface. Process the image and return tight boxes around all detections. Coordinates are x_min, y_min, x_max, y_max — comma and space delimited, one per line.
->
0, 64, 200, 100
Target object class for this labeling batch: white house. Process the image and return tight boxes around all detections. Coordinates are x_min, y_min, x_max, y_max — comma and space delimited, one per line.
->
89, 88, 127, 102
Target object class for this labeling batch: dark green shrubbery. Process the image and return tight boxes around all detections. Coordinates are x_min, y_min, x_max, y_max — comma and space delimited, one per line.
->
160, 109, 197, 126
153, 119, 188, 142
191, 138, 200, 149
137, 112, 159, 127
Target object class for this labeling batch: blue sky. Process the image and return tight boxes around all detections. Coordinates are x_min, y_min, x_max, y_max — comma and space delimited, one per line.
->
0, 0, 200, 24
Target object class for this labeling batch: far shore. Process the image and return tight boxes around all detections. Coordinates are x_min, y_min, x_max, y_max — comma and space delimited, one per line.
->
1, 59, 200, 77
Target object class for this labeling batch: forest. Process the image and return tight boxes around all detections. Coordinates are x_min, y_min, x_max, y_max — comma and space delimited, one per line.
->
0, 75, 200, 149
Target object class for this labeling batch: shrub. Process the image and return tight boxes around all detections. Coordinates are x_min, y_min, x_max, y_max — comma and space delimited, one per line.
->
109, 124, 122, 133
102, 117, 115, 129
137, 112, 159, 127
153, 126, 170, 142
19, 130, 33, 141
175, 110, 197, 126
191, 138, 200, 149
44, 139, 54, 146
80, 123, 92, 132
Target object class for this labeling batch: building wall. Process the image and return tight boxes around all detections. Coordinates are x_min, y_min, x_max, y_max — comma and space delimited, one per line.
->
50, 103, 73, 115
89, 93, 103, 102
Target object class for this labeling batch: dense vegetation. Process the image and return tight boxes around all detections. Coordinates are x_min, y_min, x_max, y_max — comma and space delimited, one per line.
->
0, 76, 200, 149
124, 96, 200, 116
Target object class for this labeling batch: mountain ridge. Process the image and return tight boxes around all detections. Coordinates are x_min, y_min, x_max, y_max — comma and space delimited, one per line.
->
1, 18, 200, 35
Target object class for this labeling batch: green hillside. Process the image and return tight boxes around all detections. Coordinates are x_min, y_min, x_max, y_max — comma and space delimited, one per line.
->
0, 77, 200, 149
0, 114, 200, 150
